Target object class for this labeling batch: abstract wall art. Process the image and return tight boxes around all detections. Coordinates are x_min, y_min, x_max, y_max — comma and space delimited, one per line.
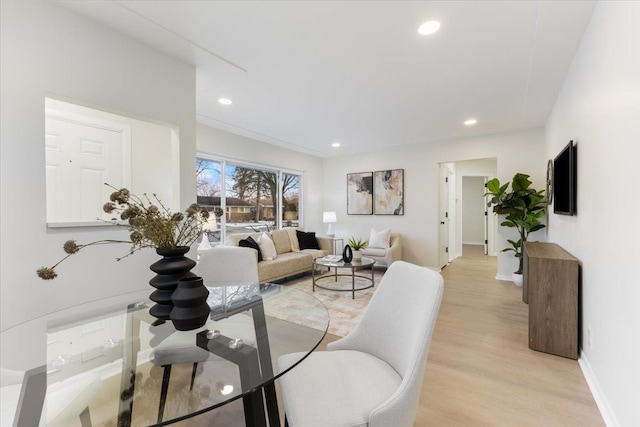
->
373, 169, 404, 215
347, 172, 373, 215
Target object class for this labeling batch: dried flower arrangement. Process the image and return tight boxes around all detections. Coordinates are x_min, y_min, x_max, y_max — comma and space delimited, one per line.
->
37, 184, 210, 280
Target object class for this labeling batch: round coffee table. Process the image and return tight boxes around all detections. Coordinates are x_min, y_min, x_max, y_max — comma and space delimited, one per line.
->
312, 256, 375, 299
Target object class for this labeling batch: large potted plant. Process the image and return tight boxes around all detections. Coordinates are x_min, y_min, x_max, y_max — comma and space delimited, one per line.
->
485, 173, 546, 286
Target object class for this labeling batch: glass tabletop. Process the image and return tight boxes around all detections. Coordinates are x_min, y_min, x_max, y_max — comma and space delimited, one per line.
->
314, 256, 375, 268
1, 284, 328, 426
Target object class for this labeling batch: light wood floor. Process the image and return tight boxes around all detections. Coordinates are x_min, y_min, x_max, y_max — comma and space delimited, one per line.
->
155, 245, 605, 426
415, 245, 603, 426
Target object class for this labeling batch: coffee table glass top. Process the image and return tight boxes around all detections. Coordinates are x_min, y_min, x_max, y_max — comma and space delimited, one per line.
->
1, 284, 328, 426
314, 256, 375, 268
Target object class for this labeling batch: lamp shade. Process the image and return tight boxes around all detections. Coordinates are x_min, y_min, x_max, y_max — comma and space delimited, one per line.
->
203, 218, 218, 231
323, 211, 337, 224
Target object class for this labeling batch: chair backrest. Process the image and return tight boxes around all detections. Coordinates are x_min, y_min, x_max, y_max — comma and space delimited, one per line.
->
195, 246, 259, 287
329, 261, 443, 426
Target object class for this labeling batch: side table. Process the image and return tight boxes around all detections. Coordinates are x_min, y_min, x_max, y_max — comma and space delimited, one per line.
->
333, 238, 344, 255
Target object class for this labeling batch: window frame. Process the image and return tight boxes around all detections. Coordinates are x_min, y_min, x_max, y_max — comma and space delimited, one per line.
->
196, 153, 304, 243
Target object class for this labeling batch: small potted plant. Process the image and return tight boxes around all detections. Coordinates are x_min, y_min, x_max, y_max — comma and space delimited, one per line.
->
348, 237, 368, 261
485, 173, 546, 287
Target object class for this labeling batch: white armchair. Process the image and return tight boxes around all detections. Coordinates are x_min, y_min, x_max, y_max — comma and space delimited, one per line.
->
277, 261, 443, 427
361, 232, 402, 267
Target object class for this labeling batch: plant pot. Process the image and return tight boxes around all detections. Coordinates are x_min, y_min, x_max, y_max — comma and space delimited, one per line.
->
512, 273, 524, 288
353, 250, 363, 261
149, 246, 196, 321
170, 276, 210, 331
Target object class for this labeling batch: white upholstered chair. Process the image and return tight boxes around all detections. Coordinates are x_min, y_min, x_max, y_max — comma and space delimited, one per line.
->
361, 232, 402, 268
152, 246, 260, 422
196, 245, 259, 287
277, 261, 443, 427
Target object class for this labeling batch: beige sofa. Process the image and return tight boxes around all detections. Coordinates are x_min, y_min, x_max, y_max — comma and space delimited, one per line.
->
226, 228, 332, 283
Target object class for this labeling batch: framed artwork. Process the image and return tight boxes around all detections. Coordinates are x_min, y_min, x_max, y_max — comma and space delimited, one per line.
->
347, 172, 373, 215
374, 169, 404, 215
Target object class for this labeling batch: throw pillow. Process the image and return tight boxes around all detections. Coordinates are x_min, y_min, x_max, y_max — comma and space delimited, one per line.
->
368, 228, 391, 249
284, 227, 300, 252
238, 236, 262, 262
257, 232, 278, 260
296, 230, 320, 250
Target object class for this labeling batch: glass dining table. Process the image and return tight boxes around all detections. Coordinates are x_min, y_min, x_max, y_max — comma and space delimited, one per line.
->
1, 283, 328, 426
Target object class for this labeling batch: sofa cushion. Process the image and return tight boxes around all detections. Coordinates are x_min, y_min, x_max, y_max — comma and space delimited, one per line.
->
258, 233, 278, 260
270, 229, 292, 254
297, 230, 320, 250
368, 228, 391, 248
258, 252, 312, 281
301, 248, 329, 259
239, 236, 262, 261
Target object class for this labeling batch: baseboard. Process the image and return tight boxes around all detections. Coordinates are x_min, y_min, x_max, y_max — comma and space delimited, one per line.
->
578, 350, 620, 427
462, 241, 484, 246
495, 274, 512, 281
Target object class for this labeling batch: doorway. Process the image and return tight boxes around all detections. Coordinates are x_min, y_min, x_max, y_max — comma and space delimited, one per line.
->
461, 176, 487, 255
438, 158, 497, 263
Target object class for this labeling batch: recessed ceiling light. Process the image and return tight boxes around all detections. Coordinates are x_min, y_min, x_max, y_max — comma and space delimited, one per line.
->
464, 119, 477, 126
418, 20, 440, 35
218, 98, 232, 105
331, 142, 341, 148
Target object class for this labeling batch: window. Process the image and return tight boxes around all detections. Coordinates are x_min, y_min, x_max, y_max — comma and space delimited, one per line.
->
282, 173, 300, 227
197, 156, 302, 243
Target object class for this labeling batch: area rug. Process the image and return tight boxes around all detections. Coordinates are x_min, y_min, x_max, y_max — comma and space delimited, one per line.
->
271, 269, 384, 337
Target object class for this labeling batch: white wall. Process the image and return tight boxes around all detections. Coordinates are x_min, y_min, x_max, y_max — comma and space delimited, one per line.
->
544, 2, 640, 425
0, 1, 196, 329
196, 125, 325, 232
462, 177, 486, 245
322, 128, 545, 270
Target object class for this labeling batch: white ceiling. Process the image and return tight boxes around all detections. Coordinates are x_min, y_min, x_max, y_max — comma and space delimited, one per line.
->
56, 1, 596, 158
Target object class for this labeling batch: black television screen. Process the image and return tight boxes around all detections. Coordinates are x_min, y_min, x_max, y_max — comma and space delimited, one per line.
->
553, 141, 577, 215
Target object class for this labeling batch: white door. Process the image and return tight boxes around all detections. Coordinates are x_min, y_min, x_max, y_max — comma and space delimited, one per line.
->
46, 116, 127, 223
484, 176, 489, 255
438, 164, 450, 269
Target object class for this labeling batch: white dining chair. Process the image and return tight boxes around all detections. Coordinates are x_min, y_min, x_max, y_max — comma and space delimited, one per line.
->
277, 261, 444, 427
152, 245, 260, 423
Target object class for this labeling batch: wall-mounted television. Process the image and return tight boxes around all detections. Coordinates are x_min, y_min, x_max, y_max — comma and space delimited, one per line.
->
553, 140, 577, 215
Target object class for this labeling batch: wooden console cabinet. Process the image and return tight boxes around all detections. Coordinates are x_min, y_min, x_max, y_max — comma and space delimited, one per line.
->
523, 242, 579, 360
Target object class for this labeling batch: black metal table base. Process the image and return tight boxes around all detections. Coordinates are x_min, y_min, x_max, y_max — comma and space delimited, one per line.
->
312, 264, 375, 299
197, 295, 280, 427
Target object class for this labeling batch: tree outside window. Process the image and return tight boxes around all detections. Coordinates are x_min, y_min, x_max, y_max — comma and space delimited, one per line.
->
196, 157, 302, 243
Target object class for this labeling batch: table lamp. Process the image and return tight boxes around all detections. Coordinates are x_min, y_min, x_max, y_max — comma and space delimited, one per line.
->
323, 211, 337, 237
198, 217, 218, 251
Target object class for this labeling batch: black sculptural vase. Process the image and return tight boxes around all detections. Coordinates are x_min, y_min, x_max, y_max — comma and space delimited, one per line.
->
342, 245, 353, 263
170, 276, 210, 331
149, 246, 196, 321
